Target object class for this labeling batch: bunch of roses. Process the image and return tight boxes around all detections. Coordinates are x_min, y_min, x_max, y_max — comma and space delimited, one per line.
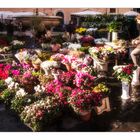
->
113, 64, 137, 82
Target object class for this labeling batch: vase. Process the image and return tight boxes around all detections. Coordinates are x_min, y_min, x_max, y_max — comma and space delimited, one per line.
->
131, 67, 140, 86
78, 110, 91, 121
112, 32, 118, 41
121, 81, 130, 100
94, 97, 111, 115
94, 60, 108, 72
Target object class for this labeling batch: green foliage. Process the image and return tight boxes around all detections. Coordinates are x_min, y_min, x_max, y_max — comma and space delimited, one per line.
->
11, 95, 36, 114
107, 21, 122, 32
0, 89, 15, 105
79, 46, 90, 54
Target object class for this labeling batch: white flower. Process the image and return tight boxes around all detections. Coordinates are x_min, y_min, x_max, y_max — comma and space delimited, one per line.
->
5, 77, 13, 85
12, 40, 24, 46
16, 88, 27, 97
41, 60, 59, 75
8, 82, 15, 90
34, 85, 45, 93
68, 43, 81, 51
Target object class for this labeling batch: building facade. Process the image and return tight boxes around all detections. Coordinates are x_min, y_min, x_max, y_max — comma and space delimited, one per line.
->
0, 8, 137, 24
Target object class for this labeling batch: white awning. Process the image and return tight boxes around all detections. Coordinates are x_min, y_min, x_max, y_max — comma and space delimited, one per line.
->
12, 12, 46, 17
0, 11, 47, 19
123, 11, 139, 16
71, 10, 103, 17
0, 11, 14, 19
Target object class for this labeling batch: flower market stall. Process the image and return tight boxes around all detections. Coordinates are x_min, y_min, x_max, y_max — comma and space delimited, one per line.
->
0, 14, 138, 131
0, 34, 114, 131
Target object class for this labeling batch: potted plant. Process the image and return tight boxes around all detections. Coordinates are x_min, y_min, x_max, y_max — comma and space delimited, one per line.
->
107, 21, 121, 41
68, 89, 102, 121
20, 96, 61, 131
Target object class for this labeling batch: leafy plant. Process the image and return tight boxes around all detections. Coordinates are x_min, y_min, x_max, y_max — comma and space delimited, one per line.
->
107, 21, 122, 32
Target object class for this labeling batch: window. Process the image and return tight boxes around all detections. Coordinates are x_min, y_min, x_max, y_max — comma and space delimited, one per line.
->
110, 8, 116, 13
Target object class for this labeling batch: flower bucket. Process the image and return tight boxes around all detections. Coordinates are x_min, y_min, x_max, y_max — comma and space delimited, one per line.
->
131, 68, 140, 86
94, 61, 108, 72
112, 32, 118, 41
121, 81, 130, 100
78, 110, 92, 121
94, 97, 111, 115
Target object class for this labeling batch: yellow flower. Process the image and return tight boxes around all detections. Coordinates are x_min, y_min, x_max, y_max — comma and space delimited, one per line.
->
49, 58, 54, 61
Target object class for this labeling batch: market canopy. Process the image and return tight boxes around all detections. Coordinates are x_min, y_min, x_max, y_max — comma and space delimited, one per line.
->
123, 11, 139, 16
71, 10, 103, 17
12, 12, 46, 17
0, 11, 46, 19
0, 11, 14, 19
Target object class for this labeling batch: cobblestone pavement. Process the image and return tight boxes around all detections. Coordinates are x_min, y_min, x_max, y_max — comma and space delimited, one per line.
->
0, 78, 140, 132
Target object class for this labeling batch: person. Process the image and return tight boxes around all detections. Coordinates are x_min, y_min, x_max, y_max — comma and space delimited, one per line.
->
45, 27, 52, 41
130, 15, 140, 67
130, 15, 140, 86
66, 20, 76, 41
6, 21, 14, 36
62, 29, 70, 42
131, 37, 140, 66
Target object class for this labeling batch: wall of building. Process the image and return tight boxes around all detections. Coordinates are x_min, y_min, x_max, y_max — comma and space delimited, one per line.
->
0, 8, 134, 24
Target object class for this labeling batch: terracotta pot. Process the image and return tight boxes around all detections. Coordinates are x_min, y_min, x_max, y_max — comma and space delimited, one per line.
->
78, 110, 91, 121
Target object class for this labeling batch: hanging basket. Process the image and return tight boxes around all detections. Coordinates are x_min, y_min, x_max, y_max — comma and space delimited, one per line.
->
121, 81, 130, 100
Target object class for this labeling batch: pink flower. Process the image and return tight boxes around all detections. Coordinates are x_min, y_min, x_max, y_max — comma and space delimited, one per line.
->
12, 70, 20, 76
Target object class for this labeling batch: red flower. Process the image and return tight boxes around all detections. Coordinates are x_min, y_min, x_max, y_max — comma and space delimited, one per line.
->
36, 110, 45, 120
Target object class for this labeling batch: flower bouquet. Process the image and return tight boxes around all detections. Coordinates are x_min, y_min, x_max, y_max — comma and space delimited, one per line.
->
89, 46, 115, 63
113, 64, 137, 99
113, 64, 137, 83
